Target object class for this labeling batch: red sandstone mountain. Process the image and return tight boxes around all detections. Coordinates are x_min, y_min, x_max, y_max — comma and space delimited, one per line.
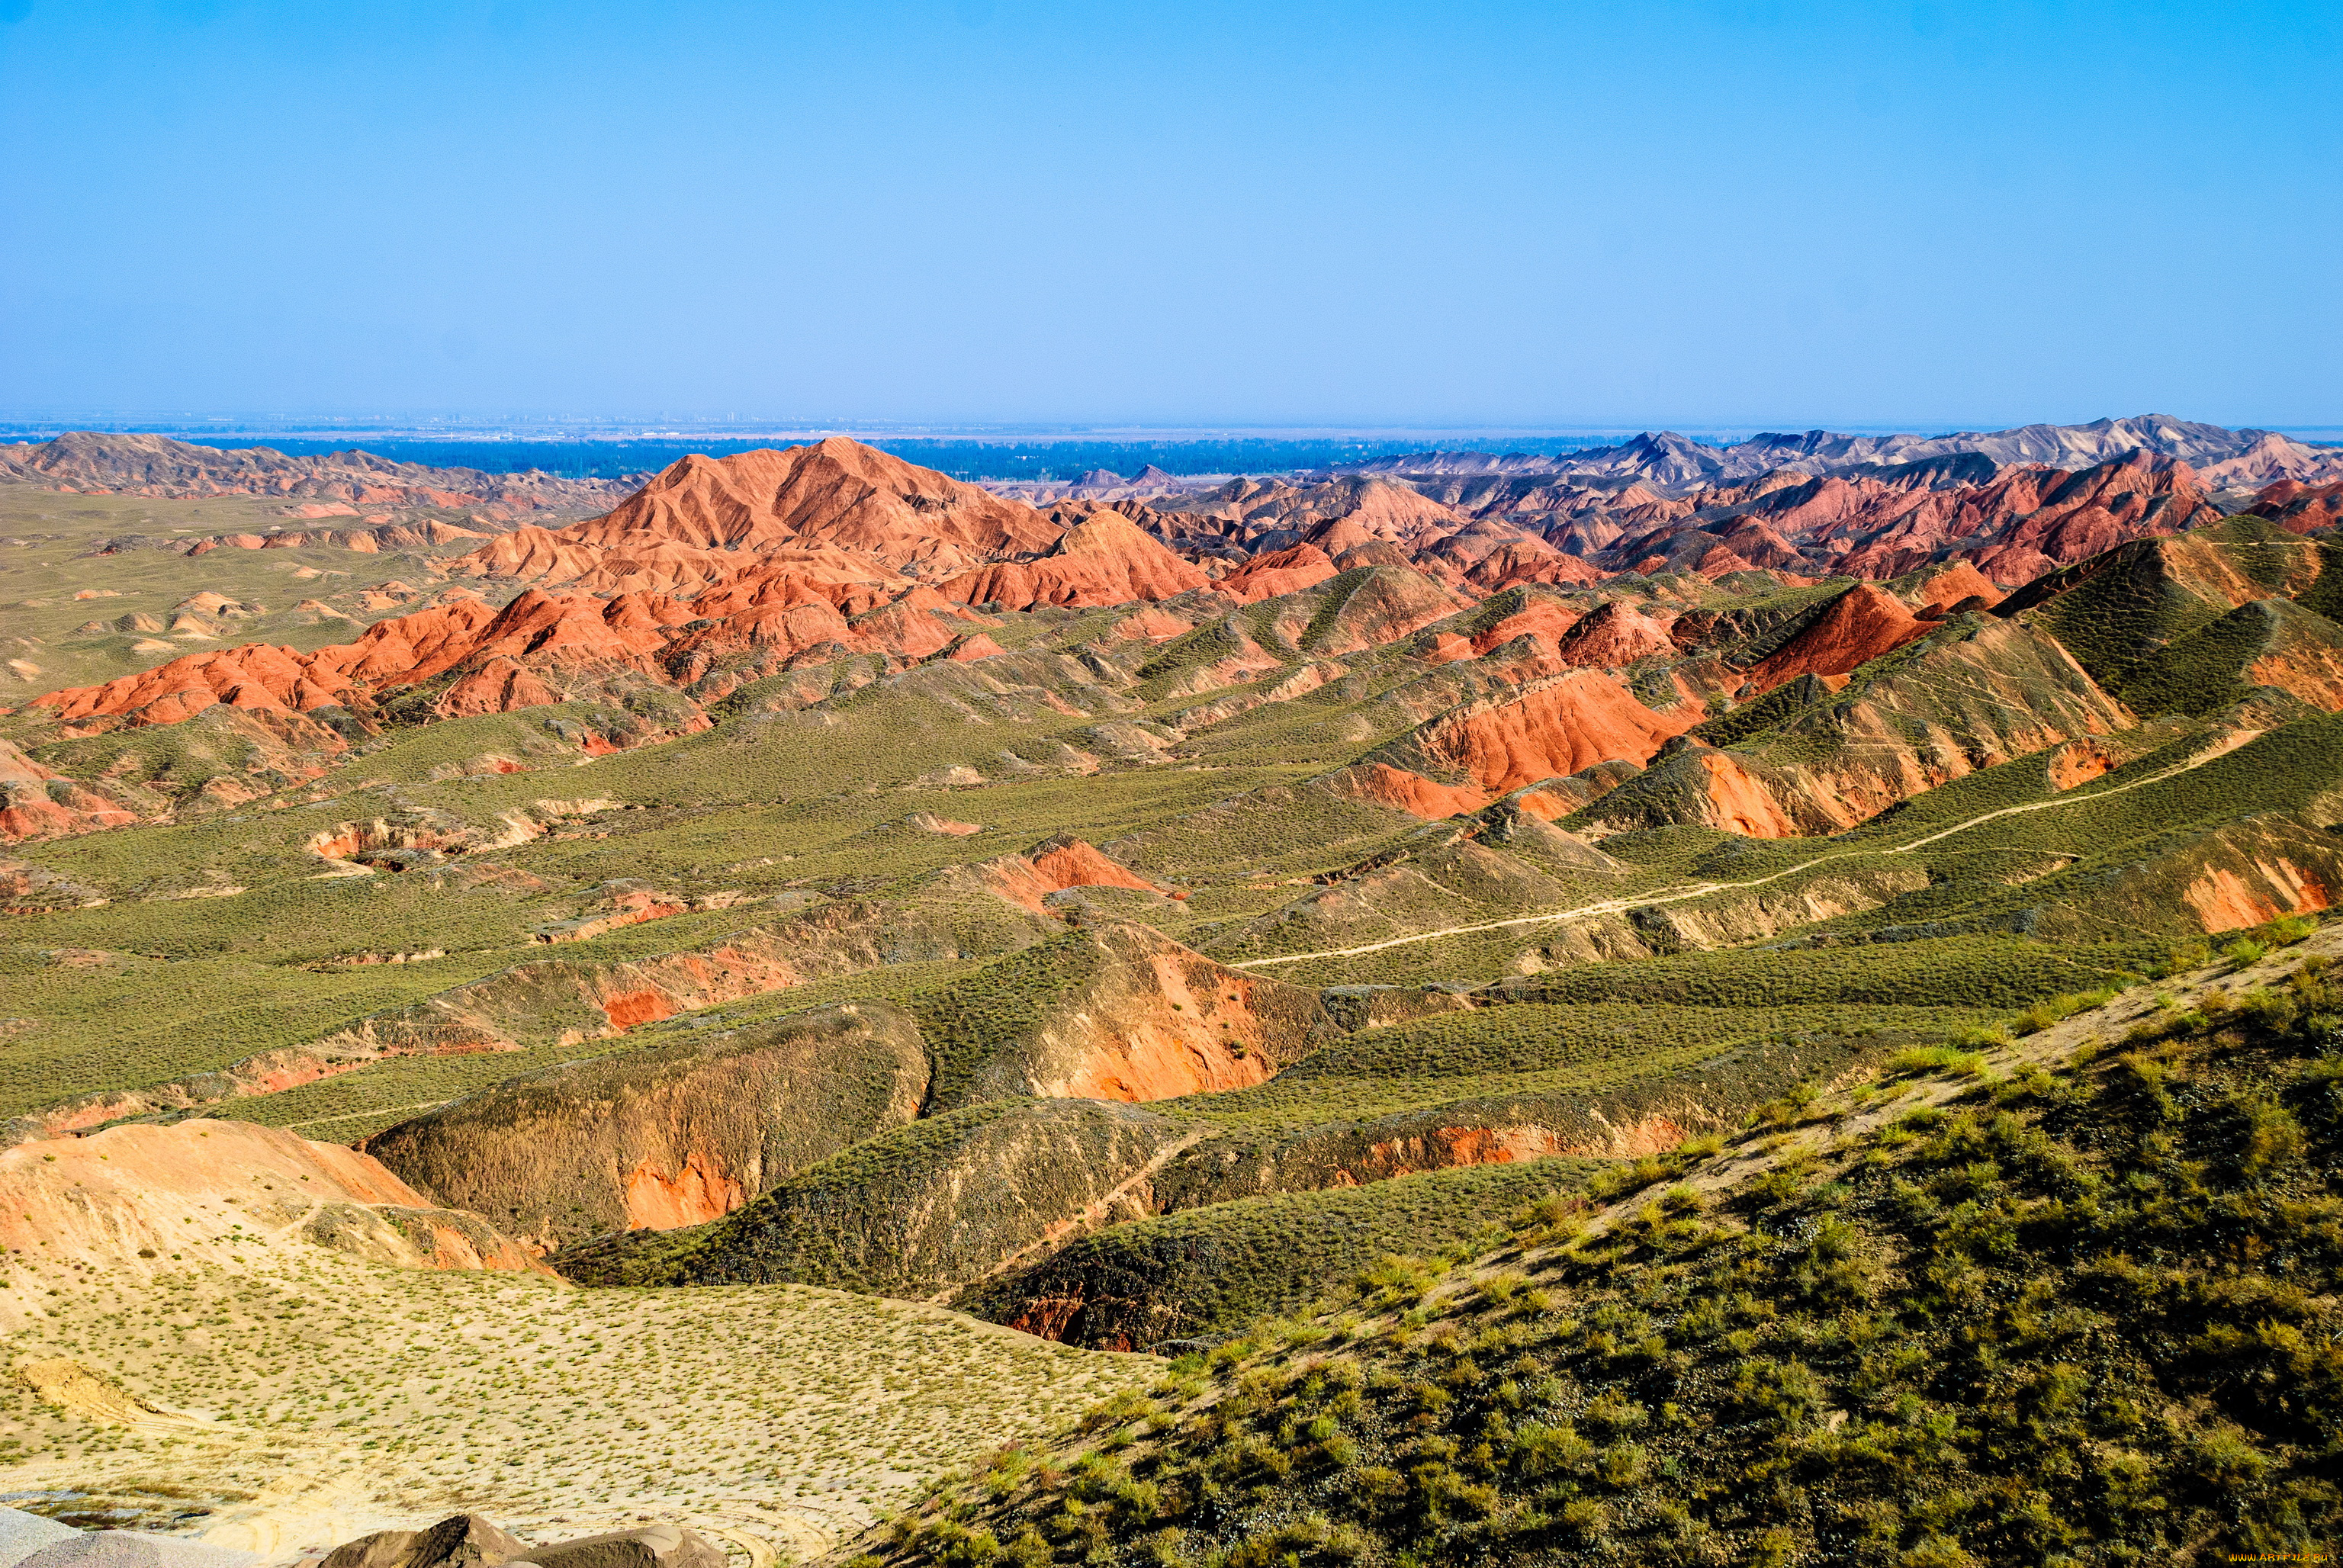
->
1904, 561, 2006, 613
1424, 671, 1699, 795
1739, 582, 1933, 694
1583, 451, 2223, 587
12, 425, 2333, 850
1217, 542, 1340, 603
26, 570, 995, 737
2248, 479, 2343, 537
1553, 602, 1676, 667
980, 837, 1177, 916
1340, 669, 1702, 819
940, 509, 1209, 610
498, 439, 1065, 586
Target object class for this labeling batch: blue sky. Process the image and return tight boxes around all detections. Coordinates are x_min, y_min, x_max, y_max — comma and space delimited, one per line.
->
1, 1, 2335, 429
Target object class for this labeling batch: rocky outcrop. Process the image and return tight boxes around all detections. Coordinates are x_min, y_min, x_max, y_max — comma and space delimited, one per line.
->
1297, 566, 1474, 656
0, 1121, 543, 1298
1901, 560, 2005, 613
321, 1515, 529, 1568
2245, 478, 2343, 535
319, 1517, 722, 1568
1552, 602, 1675, 667
365, 1001, 930, 1251
1361, 437, 2227, 586
940, 510, 1209, 609
948, 923, 1335, 1106
1737, 582, 1933, 694
560, 1098, 1201, 1300
486, 438, 1062, 582
1216, 542, 1340, 603
976, 836, 1178, 916
0, 740, 140, 843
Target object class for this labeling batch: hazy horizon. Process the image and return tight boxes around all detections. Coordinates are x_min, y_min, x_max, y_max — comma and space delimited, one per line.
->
7, 413, 2343, 448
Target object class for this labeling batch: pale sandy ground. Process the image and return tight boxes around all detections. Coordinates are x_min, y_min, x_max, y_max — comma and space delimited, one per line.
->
0, 1245, 1153, 1565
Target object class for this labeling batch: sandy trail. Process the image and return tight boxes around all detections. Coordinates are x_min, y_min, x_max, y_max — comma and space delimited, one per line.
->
1236, 735, 2245, 967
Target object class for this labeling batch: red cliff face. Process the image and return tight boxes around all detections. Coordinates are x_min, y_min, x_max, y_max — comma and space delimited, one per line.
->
1740, 583, 1933, 695
1906, 561, 2005, 613
25, 592, 693, 731
27, 556, 1003, 739
1354, 670, 1700, 818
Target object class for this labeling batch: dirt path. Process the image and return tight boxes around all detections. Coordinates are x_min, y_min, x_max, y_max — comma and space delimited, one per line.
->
282, 1100, 452, 1132
1236, 735, 2245, 968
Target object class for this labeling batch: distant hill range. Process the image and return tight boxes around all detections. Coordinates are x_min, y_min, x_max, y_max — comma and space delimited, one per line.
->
1335, 413, 2343, 494
0, 429, 637, 519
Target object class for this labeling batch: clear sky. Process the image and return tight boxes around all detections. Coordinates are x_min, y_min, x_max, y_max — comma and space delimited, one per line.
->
1, 1, 2335, 430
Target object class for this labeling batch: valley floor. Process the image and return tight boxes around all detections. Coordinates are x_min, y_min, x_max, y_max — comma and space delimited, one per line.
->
0, 1250, 1146, 1563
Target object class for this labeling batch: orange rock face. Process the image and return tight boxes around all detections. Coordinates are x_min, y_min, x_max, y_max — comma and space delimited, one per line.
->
983, 837, 1173, 915
600, 988, 678, 1030
1470, 599, 1586, 656
1324, 761, 1491, 821
941, 511, 1209, 610
503, 437, 1064, 584
27, 553, 1002, 744
2048, 737, 2120, 791
0, 739, 138, 843
1014, 943, 1290, 1103
1418, 671, 1700, 798
622, 1149, 748, 1229
1692, 751, 1801, 838
0, 1121, 545, 1284
2181, 860, 2333, 931
1908, 561, 2005, 613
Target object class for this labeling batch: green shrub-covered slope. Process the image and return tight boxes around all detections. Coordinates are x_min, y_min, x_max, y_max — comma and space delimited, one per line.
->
860, 928, 2343, 1568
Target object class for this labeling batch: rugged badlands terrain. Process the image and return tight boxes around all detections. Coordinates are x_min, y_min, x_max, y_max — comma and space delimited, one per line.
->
0, 419, 2339, 1566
